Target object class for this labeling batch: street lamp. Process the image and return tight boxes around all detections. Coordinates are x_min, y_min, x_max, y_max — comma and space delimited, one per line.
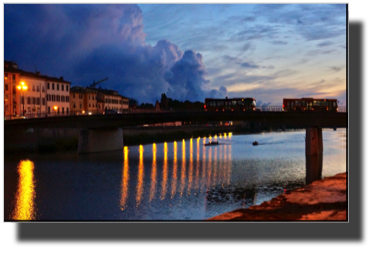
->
17, 82, 28, 116
53, 105, 58, 116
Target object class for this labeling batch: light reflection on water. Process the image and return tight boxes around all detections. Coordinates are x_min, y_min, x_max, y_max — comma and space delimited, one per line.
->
5, 129, 346, 220
13, 160, 36, 220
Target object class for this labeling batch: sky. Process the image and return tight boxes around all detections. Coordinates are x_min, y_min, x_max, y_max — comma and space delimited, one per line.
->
4, 4, 347, 106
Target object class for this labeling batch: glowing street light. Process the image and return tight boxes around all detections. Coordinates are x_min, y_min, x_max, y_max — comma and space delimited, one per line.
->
53, 105, 58, 116
17, 82, 28, 116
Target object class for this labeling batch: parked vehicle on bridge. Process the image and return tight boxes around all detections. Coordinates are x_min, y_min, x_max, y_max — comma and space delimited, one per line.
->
11, 115, 27, 120
282, 98, 338, 112
204, 97, 257, 112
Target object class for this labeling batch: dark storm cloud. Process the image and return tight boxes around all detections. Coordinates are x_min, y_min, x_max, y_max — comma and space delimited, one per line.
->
4, 4, 220, 103
317, 41, 334, 47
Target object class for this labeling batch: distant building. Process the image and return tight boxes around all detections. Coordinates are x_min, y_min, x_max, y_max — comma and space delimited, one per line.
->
70, 86, 129, 114
4, 60, 71, 118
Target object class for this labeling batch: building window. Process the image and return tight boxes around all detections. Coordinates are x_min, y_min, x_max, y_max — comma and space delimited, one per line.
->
80, 103, 82, 109
5, 84, 8, 91
32, 97, 36, 104
73, 103, 76, 108
47, 83, 50, 89
37, 98, 40, 105
37, 85, 40, 92
42, 98, 45, 105
79, 94, 83, 99
62, 107, 64, 114
42, 86, 45, 92
66, 85, 68, 91
89, 104, 91, 107
57, 96, 60, 102
61, 84, 64, 91
12, 74, 15, 80
27, 97, 31, 104
66, 96, 69, 102
73, 93, 75, 98
48, 106, 50, 113
52, 83, 55, 90
67, 108, 69, 114
13, 86, 16, 94
61, 95, 64, 102
52, 95, 55, 101
33, 85, 35, 91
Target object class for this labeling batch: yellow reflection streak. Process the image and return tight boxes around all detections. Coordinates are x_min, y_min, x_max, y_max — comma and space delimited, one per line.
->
227, 145, 232, 184
195, 137, 200, 190
202, 142, 207, 188
179, 139, 186, 196
209, 136, 212, 142
203, 137, 206, 145
228, 132, 232, 139
120, 147, 129, 210
187, 138, 193, 194
149, 144, 157, 202
214, 135, 218, 141
207, 147, 212, 188
13, 160, 36, 220
171, 141, 178, 198
161, 142, 168, 200
218, 145, 223, 185
223, 145, 228, 183
224, 133, 227, 139
213, 148, 218, 186
136, 145, 144, 207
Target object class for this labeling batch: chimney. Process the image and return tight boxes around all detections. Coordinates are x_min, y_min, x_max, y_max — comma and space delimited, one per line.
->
60, 76, 63, 80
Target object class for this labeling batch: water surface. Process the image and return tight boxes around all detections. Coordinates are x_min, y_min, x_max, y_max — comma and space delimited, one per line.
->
4, 129, 346, 220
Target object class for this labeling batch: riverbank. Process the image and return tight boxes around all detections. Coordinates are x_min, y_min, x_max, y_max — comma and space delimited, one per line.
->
208, 172, 347, 221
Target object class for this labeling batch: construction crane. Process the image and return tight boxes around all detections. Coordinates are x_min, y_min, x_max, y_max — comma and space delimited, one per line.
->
90, 77, 108, 88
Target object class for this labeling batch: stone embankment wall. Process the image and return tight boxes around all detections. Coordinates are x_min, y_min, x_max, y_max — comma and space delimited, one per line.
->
4, 125, 240, 153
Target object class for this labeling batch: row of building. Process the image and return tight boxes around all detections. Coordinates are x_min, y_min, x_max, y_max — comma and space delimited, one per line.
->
4, 60, 129, 118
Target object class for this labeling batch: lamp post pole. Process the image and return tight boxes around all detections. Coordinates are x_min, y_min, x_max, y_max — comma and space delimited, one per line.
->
17, 82, 28, 116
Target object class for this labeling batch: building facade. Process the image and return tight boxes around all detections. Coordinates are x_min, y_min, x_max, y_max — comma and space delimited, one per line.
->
4, 60, 71, 118
70, 86, 129, 114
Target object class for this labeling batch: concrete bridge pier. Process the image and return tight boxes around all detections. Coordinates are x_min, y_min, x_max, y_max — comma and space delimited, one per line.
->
78, 128, 124, 154
305, 127, 323, 184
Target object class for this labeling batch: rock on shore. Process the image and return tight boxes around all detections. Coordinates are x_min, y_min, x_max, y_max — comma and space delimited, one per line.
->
208, 172, 347, 221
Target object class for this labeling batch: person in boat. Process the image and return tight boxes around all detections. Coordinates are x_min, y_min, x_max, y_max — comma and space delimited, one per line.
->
252, 141, 259, 145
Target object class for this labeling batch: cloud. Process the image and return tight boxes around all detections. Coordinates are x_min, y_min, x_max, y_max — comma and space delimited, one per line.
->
4, 4, 222, 103
271, 40, 288, 45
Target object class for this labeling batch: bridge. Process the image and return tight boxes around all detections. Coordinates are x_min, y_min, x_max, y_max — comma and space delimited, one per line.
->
5, 110, 346, 184
4, 111, 346, 129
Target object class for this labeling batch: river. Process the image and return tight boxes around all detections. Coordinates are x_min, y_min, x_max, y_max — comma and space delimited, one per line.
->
4, 129, 346, 221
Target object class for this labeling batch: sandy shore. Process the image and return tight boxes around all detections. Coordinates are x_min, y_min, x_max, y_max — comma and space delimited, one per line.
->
208, 172, 347, 221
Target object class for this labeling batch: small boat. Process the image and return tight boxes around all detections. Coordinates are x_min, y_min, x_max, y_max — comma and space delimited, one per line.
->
204, 141, 219, 146
252, 141, 259, 146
